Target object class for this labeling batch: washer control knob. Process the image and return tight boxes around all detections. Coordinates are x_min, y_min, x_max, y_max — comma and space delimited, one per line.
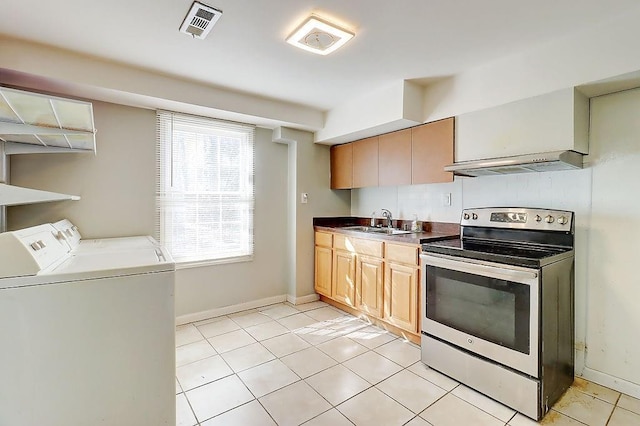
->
535, 215, 542, 222
472, 213, 478, 220
558, 216, 568, 225
463, 213, 470, 220
545, 215, 555, 223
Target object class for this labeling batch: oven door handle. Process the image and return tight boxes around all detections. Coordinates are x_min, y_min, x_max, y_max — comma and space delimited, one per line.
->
422, 254, 538, 282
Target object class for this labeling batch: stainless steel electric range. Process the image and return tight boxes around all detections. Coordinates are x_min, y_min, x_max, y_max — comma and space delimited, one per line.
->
420, 207, 575, 420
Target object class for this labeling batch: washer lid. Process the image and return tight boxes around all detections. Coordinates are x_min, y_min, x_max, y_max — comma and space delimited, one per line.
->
74, 236, 159, 253
45, 246, 174, 278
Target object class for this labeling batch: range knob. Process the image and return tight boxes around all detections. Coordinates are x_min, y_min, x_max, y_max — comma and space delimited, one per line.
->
545, 215, 555, 224
463, 213, 470, 220
535, 215, 542, 222
471, 213, 478, 220
557, 216, 568, 225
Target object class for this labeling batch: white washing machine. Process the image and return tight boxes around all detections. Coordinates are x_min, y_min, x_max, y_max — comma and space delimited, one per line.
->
0, 221, 176, 426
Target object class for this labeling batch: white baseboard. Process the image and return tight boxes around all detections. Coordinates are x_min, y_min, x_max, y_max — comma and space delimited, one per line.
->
580, 367, 640, 399
176, 294, 287, 325
286, 293, 320, 305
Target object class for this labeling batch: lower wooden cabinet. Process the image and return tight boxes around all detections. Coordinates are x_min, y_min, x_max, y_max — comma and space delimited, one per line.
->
314, 246, 332, 297
355, 255, 384, 318
315, 230, 421, 336
384, 261, 419, 333
332, 249, 356, 306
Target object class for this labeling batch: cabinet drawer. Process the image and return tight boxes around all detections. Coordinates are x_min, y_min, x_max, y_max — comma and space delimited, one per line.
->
315, 231, 333, 248
386, 243, 419, 265
334, 234, 383, 258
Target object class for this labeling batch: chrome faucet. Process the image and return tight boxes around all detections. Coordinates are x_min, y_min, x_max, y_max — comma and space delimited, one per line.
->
381, 209, 393, 229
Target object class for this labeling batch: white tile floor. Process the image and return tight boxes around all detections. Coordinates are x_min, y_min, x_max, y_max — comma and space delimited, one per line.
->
176, 302, 640, 426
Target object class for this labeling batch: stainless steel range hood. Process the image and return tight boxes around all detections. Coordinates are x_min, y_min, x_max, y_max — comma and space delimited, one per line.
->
450, 88, 589, 177
444, 150, 584, 177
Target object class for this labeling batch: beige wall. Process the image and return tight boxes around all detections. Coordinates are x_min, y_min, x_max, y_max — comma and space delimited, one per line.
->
8, 102, 291, 318
9, 101, 157, 236
290, 129, 351, 299
175, 127, 290, 317
585, 87, 640, 397
273, 127, 351, 301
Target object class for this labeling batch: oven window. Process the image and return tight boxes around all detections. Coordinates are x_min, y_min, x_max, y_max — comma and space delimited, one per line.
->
426, 266, 531, 354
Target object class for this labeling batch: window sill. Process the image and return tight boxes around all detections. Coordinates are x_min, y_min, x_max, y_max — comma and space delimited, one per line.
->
175, 255, 254, 270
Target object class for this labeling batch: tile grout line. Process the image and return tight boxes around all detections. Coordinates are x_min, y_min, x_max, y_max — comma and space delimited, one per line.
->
603, 391, 623, 426
373, 367, 452, 420
548, 409, 590, 425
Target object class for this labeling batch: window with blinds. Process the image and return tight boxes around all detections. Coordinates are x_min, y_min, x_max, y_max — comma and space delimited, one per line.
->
156, 111, 255, 265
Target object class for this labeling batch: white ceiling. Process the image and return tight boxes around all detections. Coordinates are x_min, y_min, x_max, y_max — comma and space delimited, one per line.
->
3, 0, 640, 112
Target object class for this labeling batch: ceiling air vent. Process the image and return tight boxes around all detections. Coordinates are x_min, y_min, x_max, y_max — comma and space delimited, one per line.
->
179, 1, 222, 39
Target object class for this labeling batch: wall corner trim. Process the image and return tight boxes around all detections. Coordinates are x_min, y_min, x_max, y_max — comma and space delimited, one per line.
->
286, 293, 320, 305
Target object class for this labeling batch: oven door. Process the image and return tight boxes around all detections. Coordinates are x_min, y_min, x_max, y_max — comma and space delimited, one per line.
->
421, 253, 539, 378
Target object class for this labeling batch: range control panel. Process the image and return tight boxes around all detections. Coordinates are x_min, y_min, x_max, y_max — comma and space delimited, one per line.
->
460, 207, 574, 232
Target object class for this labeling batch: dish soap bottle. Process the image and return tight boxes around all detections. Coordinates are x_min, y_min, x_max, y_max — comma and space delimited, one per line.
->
371, 211, 376, 227
411, 214, 420, 232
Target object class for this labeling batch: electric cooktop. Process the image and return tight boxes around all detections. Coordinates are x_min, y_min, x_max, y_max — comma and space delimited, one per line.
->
422, 238, 573, 268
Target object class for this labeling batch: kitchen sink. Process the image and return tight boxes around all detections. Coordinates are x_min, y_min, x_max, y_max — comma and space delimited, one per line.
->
342, 225, 413, 235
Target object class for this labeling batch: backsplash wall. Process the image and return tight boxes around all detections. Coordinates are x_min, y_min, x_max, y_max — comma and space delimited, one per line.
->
351, 169, 591, 224
351, 180, 463, 223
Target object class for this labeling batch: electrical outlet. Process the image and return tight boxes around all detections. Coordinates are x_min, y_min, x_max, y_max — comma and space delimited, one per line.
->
301, 193, 308, 204
443, 193, 452, 206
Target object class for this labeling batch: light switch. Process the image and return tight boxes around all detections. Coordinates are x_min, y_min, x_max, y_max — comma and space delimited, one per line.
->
443, 193, 452, 206
301, 193, 308, 204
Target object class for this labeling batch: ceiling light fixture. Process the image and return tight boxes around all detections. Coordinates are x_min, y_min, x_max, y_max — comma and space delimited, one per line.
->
286, 15, 354, 55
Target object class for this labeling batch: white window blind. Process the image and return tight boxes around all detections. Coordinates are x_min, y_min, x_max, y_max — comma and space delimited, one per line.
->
156, 111, 254, 265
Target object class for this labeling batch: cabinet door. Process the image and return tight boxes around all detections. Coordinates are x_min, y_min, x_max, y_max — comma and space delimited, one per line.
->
332, 249, 356, 306
315, 231, 333, 248
384, 262, 419, 333
411, 117, 454, 184
355, 255, 384, 318
378, 128, 411, 186
314, 246, 333, 297
330, 144, 353, 189
352, 136, 379, 188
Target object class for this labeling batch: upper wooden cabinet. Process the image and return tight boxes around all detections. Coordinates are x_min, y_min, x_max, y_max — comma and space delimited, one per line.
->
412, 117, 454, 184
378, 128, 412, 186
329, 117, 454, 189
330, 143, 353, 189
352, 136, 379, 188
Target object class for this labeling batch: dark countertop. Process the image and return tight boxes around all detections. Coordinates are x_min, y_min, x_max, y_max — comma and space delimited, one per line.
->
313, 217, 460, 245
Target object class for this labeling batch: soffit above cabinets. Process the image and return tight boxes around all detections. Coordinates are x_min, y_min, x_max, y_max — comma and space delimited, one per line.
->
0, 87, 96, 154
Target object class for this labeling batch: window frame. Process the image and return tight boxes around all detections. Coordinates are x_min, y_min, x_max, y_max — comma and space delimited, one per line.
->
156, 110, 255, 267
